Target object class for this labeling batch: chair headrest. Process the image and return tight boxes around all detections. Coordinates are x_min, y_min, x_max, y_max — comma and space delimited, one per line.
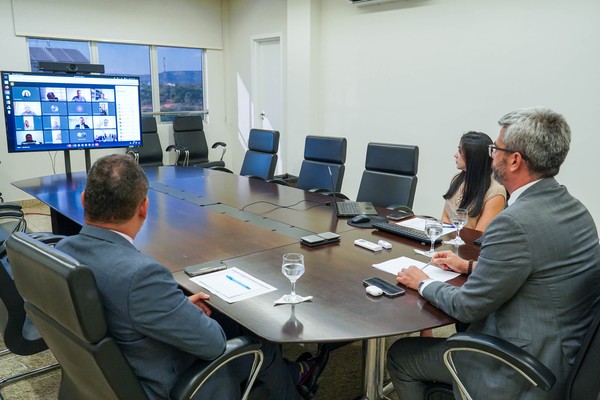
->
248, 129, 280, 153
365, 142, 419, 175
173, 116, 204, 132
141, 117, 158, 134
304, 136, 347, 164
7, 232, 107, 344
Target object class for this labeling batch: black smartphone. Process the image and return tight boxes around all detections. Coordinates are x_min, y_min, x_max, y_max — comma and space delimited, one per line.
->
363, 277, 406, 297
386, 211, 413, 221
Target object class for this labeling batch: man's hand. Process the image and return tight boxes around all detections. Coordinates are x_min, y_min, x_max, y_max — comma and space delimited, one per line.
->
396, 266, 430, 290
188, 292, 212, 316
432, 250, 468, 274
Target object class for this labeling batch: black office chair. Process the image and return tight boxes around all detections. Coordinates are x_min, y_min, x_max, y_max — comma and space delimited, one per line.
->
0, 233, 63, 399
294, 136, 347, 195
238, 129, 280, 181
0, 203, 27, 248
167, 116, 226, 168
356, 142, 419, 209
424, 306, 600, 400
213, 128, 280, 181
6, 232, 264, 400
127, 116, 164, 167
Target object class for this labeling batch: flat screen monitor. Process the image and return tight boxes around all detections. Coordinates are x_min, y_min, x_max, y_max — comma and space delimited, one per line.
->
2, 70, 142, 153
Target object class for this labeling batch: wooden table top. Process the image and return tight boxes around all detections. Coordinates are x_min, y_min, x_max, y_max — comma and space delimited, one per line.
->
14, 166, 479, 343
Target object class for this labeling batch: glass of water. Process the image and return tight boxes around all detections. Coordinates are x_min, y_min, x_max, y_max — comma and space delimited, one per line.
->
281, 253, 305, 304
445, 208, 468, 246
423, 218, 443, 257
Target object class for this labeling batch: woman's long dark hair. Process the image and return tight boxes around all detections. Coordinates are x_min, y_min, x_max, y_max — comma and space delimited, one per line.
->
443, 131, 493, 218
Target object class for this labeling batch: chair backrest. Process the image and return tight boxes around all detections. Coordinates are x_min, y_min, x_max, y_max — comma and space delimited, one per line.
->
136, 117, 164, 167
239, 129, 280, 181
296, 135, 347, 192
567, 304, 600, 400
0, 233, 65, 356
356, 142, 419, 208
172, 116, 209, 166
7, 232, 147, 400
0, 203, 27, 246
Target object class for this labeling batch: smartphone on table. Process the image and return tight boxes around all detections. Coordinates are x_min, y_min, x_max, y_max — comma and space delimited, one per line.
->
363, 277, 406, 297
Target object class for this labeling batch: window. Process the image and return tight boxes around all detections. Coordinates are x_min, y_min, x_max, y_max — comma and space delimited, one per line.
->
157, 47, 204, 122
26, 39, 205, 121
97, 43, 152, 113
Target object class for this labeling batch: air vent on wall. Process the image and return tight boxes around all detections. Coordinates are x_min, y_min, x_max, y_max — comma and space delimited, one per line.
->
349, 0, 401, 5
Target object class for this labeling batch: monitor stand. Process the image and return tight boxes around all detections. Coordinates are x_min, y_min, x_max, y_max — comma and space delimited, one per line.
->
64, 149, 92, 175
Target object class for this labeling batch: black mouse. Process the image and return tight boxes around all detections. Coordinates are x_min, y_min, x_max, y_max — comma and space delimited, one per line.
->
351, 214, 371, 224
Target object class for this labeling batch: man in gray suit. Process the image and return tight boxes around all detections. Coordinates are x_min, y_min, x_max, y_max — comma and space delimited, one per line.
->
56, 154, 324, 400
388, 107, 600, 399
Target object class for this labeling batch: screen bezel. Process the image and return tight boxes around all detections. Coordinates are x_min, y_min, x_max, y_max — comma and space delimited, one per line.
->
2, 70, 143, 153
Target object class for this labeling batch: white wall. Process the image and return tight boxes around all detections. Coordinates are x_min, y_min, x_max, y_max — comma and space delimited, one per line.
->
2, 0, 599, 227
0, 0, 228, 202
225, 0, 600, 226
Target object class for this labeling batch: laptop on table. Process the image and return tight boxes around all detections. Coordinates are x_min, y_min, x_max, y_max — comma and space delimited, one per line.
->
335, 201, 378, 217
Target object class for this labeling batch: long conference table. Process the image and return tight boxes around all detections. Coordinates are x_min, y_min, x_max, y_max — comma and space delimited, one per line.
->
13, 166, 478, 400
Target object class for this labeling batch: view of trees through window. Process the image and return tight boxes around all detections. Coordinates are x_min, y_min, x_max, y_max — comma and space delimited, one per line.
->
27, 39, 204, 121
157, 47, 203, 122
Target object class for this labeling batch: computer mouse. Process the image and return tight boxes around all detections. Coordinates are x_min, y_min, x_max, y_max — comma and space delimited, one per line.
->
351, 214, 371, 224
365, 285, 383, 297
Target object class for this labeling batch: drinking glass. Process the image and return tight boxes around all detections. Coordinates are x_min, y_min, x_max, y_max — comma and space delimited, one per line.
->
423, 218, 443, 258
445, 208, 468, 246
281, 253, 305, 304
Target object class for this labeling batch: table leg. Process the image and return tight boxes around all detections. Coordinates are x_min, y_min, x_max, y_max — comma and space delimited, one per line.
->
357, 337, 391, 400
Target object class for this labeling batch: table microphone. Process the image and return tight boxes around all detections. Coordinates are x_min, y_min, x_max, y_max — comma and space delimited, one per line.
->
327, 166, 338, 212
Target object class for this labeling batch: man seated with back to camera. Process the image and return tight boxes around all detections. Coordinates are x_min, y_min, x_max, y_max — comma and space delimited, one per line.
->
56, 154, 328, 400
388, 107, 600, 400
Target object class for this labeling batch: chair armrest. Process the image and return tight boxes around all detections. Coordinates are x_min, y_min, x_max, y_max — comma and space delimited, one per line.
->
166, 145, 189, 166
0, 203, 23, 212
386, 204, 414, 214
211, 142, 227, 149
210, 166, 234, 174
170, 336, 263, 400
268, 179, 290, 186
126, 149, 139, 163
445, 333, 556, 391
211, 142, 227, 161
0, 209, 25, 219
309, 189, 350, 200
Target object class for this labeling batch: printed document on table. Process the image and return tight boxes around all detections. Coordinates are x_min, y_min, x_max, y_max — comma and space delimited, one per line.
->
190, 267, 276, 303
396, 217, 456, 235
373, 256, 460, 282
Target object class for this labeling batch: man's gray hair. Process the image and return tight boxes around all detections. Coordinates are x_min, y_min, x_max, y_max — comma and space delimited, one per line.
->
498, 107, 571, 177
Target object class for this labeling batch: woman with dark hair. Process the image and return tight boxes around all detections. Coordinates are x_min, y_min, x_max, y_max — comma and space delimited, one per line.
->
442, 131, 506, 232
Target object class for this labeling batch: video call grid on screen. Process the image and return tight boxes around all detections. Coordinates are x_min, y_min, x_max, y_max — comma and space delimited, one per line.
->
2, 71, 143, 153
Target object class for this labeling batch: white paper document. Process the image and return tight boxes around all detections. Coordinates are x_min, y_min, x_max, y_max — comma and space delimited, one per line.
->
373, 256, 460, 282
396, 217, 457, 235
190, 267, 276, 303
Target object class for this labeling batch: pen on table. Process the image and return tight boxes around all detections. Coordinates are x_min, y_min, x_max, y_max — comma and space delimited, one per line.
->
226, 274, 251, 290
419, 261, 432, 270
443, 224, 454, 228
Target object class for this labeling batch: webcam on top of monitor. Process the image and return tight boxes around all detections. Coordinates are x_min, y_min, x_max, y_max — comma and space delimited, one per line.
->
38, 62, 105, 74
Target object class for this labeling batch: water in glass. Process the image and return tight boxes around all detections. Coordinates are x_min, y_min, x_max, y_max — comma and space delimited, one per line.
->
423, 218, 443, 257
281, 253, 305, 303
446, 208, 468, 246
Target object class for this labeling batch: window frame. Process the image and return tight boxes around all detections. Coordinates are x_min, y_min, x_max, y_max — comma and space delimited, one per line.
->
26, 38, 208, 123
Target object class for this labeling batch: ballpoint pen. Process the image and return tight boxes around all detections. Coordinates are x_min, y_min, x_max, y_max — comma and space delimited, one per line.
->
226, 274, 251, 290
419, 261, 432, 270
